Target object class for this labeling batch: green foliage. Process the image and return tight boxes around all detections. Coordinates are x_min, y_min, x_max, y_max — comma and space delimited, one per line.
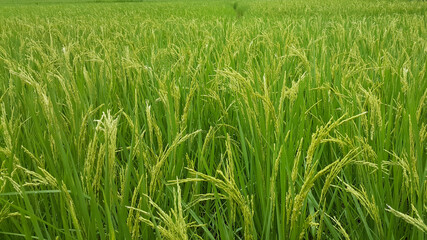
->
0, 0, 426, 239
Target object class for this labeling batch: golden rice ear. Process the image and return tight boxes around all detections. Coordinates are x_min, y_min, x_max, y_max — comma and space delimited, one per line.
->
341, 181, 384, 236
416, 89, 427, 122
149, 129, 201, 195
61, 181, 84, 240
173, 168, 256, 240
127, 182, 195, 240
93, 110, 119, 201
386, 204, 427, 233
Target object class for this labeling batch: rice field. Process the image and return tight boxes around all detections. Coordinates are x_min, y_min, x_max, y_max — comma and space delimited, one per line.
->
0, 0, 426, 239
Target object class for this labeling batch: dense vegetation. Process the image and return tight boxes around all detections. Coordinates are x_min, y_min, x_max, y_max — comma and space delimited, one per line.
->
0, 0, 426, 239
